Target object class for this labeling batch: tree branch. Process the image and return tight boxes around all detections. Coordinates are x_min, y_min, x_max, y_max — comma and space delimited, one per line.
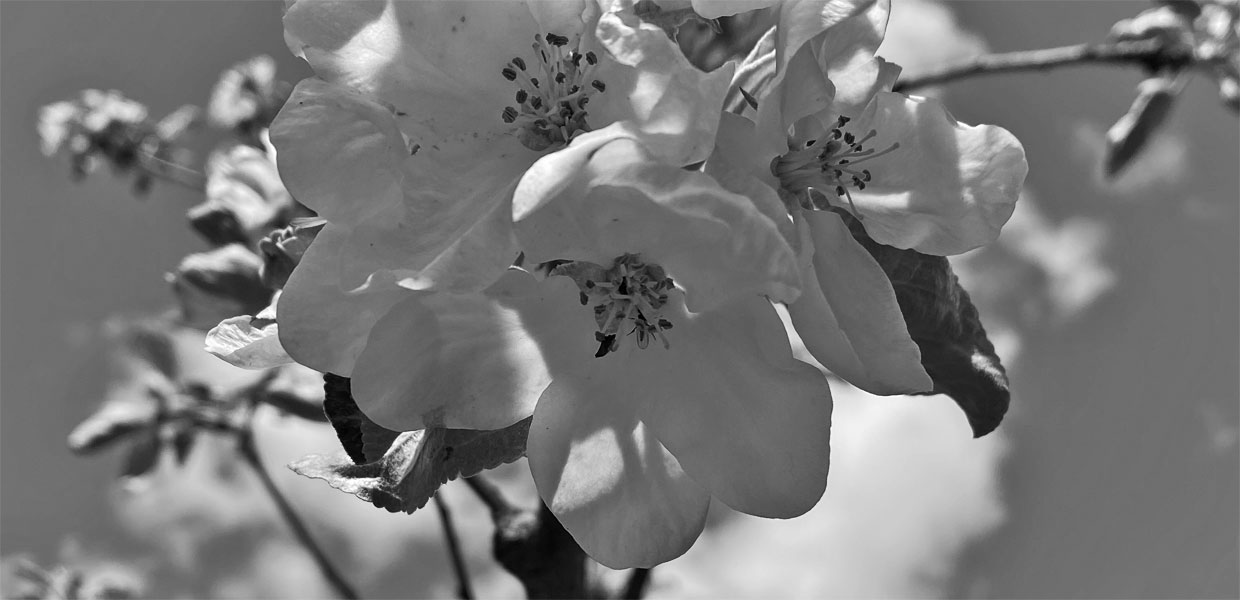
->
433, 494, 475, 600
893, 38, 1197, 93
238, 430, 360, 600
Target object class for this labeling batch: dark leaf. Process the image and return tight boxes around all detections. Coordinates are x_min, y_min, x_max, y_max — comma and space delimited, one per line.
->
322, 374, 400, 464
112, 319, 179, 380
1105, 75, 1179, 178
170, 427, 195, 465
842, 213, 1010, 437
119, 429, 162, 479
289, 417, 532, 513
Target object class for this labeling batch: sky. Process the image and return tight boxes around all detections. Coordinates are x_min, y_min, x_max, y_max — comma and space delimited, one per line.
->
1, 1, 1237, 598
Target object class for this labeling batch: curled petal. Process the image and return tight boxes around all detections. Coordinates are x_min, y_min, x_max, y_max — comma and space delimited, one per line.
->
786, 211, 932, 394
514, 126, 802, 310
590, 1, 735, 165
529, 377, 710, 569
635, 296, 833, 518
277, 225, 408, 376
845, 92, 1028, 255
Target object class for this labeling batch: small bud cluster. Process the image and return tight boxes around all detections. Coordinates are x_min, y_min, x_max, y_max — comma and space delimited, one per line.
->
207, 55, 291, 143
38, 90, 199, 195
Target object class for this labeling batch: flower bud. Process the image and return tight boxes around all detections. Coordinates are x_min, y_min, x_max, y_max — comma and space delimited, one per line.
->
258, 218, 324, 289
168, 244, 271, 330
1104, 75, 1180, 178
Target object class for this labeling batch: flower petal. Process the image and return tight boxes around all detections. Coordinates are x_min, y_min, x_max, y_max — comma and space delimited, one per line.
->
845, 92, 1028, 255
270, 79, 408, 225
283, 0, 558, 138
786, 211, 932, 394
205, 313, 293, 370
277, 225, 408, 376
528, 376, 710, 569
514, 126, 802, 309
635, 296, 833, 519
348, 270, 573, 432
689, 0, 779, 19
589, 1, 735, 165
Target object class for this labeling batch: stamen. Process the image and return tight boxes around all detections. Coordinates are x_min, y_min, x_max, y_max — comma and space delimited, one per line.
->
550, 254, 676, 357
500, 32, 609, 151
770, 115, 900, 219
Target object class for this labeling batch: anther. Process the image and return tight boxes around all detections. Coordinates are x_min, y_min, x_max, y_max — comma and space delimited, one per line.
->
591, 80, 605, 92
546, 33, 569, 46
501, 67, 517, 81
511, 57, 526, 71
585, 51, 597, 65
515, 89, 528, 104
502, 106, 518, 123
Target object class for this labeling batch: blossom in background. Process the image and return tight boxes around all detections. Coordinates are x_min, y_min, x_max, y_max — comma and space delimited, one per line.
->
707, 0, 1026, 394
271, 0, 738, 376
207, 55, 289, 135
188, 141, 297, 247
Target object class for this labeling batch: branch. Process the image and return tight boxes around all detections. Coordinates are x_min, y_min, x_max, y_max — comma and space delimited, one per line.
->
433, 494, 475, 600
463, 475, 590, 599
238, 430, 360, 600
893, 38, 1197, 93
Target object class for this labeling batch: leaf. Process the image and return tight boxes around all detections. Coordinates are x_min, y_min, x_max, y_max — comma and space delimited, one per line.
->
119, 428, 162, 479
322, 374, 400, 464
1105, 75, 1180, 178
67, 396, 158, 455
109, 319, 179, 380
842, 212, 1009, 437
289, 417, 533, 513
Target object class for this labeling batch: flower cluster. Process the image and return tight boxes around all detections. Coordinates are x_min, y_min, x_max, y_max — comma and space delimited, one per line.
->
262, 0, 1027, 568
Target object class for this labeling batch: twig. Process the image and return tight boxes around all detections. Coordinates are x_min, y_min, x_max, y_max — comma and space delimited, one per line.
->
238, 430, 360, 600
464, 475, 590, 599
620, 568, 652, 599
893, 38, 1196, 93
138, 153, 207, 192
433, 494, 475, 600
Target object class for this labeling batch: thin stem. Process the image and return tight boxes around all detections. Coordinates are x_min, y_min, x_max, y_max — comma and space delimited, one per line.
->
620, 568, 652, 599
893, 38, 1195, 93
433, 494, 475, 600
238, 431, 360, 600
138, 153, 207, 192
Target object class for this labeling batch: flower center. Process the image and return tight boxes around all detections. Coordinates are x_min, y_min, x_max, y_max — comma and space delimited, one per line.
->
549, 254, 676, 358
500, 32, 607, 152
770, 115, 900, 216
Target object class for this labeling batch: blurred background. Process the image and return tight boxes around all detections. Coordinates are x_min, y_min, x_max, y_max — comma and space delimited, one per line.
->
1, 1, 1236, 598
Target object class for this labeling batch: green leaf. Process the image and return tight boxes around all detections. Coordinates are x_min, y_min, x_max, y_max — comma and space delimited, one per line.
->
842, 212, 1010, 437
322, 374, 400, 464
289, 417, 532, 513
119, 428, 162, 480
1105, 75, 1180, 178
67, 394, 158, 455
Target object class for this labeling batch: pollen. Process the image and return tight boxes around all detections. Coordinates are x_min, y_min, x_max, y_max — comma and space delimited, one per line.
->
551, 254, 676, 358
499, 32, 608, 151
770, 115, 900, 217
